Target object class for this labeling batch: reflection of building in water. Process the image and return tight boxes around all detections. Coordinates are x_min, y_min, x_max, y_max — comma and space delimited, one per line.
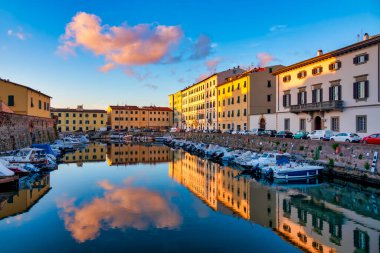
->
169, 151, 217, 210
170, 151, 380, 253
107, 143, 172, 166
64, 143, 106, 164
0, 174, 51, 220
277, 187, 380, 253
217, 166, 250, 219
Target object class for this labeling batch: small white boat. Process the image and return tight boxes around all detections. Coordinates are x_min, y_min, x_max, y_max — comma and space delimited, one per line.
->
268, 162, 324, 180
109, 133, 125, 140
251, 152, 291, 169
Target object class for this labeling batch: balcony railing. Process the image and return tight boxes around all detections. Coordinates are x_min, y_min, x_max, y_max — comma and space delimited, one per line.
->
290, 100, 343, 113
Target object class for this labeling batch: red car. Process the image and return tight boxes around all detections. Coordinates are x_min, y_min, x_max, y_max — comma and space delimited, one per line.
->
361, 133, 380, 144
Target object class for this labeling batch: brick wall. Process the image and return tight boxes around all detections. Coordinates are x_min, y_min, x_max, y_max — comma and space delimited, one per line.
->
171, 133, 380, 175
0, 112, 57, 152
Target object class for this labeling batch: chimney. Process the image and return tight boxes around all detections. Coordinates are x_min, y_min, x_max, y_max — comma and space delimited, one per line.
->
363, 33, 369, 41
77, 105, 83, 110
317, 50, 323, 56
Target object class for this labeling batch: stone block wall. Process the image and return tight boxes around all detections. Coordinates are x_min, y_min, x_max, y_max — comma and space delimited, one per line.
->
171, 133, 380, 174
0, 112, 57, 152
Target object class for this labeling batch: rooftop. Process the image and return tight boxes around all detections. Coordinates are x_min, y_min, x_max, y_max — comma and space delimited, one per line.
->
273, 33, 380, 75
0, 78, 52, 98
109, 105, 172, 112
51, 108, 106, 113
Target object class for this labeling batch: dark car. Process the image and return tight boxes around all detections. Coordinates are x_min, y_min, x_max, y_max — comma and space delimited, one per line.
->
260, 130, 277, 137
275, 131, 293, 138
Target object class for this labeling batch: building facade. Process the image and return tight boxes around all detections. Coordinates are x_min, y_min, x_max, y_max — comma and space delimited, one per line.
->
168, 91, 183, 128
251, 34, 380, 136
107, 105, 173, 131
0, 78, 51, 118
170, 68, 245, 130
51, 105, 107, 132
217, 66, 282, 131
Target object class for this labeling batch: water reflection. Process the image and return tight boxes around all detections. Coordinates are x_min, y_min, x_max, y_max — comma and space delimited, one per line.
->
64, 143, 107, 165
0, 173, 51, 220
169, 150, 380, 253
57, 180, 182, 243
107, 143, 172, 166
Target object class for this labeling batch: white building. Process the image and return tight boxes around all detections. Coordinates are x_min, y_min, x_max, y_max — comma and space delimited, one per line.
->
251, 33, 380, 137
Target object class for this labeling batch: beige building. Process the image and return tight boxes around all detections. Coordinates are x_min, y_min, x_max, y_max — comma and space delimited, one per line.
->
168, 91, 183, 128
251, 33, 380, 136
217, 66, 283, 131
51, 105, 107, 132
0, 78, 51, 118
170, 67, 245, 130
107, 105, 173, 131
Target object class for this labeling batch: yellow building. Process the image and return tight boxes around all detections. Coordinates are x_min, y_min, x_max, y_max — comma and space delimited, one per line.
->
107, 105, 173, 131
63, 142, 107, 164
170, 68, 245, 130
168, 91, 183, 128
51, 105, 107, 132
217, 66, 283, 131
107, 143, 172, 166
0, 78, 51, 118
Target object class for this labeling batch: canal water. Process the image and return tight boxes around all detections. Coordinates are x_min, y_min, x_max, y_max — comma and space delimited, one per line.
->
0, 143, 379, 253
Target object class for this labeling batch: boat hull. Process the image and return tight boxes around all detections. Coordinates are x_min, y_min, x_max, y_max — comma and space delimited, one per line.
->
273, 167, 323, 180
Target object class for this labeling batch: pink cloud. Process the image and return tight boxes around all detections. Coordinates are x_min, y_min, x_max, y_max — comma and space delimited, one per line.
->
205, 58, 222, 72
57, 181, 182, 243
7, 27, 29, 40
58, 12, 183, 66
99, 63, 116, 72
256, 52, 275, 67
195, 72, 210, 83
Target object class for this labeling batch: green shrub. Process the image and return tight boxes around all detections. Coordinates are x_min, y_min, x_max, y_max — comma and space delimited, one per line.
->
364, 162, 370, 170
332, 143, 339, 150
299, 145, 305, 151
328, 159, 334, 167
358, 154, 363, 160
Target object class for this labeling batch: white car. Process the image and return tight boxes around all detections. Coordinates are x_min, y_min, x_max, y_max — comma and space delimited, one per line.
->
231, 130, 239, 135
307, 130, 335, 141
330, 132, 361, 143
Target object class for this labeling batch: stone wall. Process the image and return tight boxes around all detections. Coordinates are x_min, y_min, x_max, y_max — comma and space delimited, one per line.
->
0, 112, 57, 152
171, 133, 380, 175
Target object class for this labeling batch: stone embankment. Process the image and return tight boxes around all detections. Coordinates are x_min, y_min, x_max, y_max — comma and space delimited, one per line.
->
170, 133, 380, 185
0, 112, 56, 152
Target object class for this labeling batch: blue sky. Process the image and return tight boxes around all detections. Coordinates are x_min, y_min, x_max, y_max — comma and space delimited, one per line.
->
1, 0, 380, 109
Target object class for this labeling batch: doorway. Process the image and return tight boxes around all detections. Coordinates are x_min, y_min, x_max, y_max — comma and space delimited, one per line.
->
314, 116, 322, 130
259, 118, 266, 129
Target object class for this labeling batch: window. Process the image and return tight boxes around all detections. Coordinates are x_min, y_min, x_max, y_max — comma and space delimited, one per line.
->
312, 66, 323, 75
300, 119, 306, 131
7, 95, 14, 106
237, 96, 240, 103
73, 120, 76, 124
243, 95, 247, 102
30, 98, 34, 107
267, 109, 271, 113
58, 113, 61, 117
297, 71, 307, 79
38, 100, 42, 109
44, 102, 47, 110
353, 54, 369, 65
329, 61, 342, 71
228, 98, 230, 105
312, 88, 323, 103
283, 75, 291, 82
298, 91, 307, 104
284, 118, 290, 131
66, 120, 69, 124
283, 94, 291, 107
267, 94, 271, 102
356, 115, 367, 133
353, 81, 369, 99
329, 85, 342, 101
331, 117, 340, 131
244, 81, 247, 88
267, 80, 272, 87
353, 229, 370, 252
231, 97, 234, 104
237, 110, 240, 117
268, 68, 273, 73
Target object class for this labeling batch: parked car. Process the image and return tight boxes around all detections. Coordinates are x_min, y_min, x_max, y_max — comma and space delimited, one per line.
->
223, 129, 232, 134
293, 131, 309, 139
169, 127, 181, 133
330, 132, 361, 143
260, 130, 277, 137
307, 130, 335, 141
231, 130, 239, 135
250, 128, 265, 135
211, 129, 221, 133
239, 130, 249, 135
361, 133, 380, 144
275, 131, 293, 138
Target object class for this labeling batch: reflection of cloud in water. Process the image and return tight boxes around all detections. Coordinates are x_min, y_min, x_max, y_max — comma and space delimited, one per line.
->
57, 180, 182, 243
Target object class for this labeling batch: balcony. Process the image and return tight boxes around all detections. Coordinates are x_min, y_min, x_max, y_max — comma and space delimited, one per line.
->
290, 100, 343, 113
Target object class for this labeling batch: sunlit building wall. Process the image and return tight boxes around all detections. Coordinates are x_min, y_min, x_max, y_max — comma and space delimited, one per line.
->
63, 143, 107, 164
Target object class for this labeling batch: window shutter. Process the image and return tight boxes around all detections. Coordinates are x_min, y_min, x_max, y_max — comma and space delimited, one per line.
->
283, 95, 286, 107
320, 89, 323, 102
329, 87, 333, 101
364, 54, 369, 61
365, 80, 369, 98
297, 93, 301, 105
329, 64, 333, 70
353, 82, 359, 99
304, 92, 307, 104
288, 94, 291, 106
338, 85, 342, 100
353, 57, 358, 64
337, 61, 342, 68
312, 90, 316, 103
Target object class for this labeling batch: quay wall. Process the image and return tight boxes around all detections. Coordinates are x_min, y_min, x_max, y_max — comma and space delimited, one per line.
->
0, 112, 57, 152
169, 133, 380, 182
